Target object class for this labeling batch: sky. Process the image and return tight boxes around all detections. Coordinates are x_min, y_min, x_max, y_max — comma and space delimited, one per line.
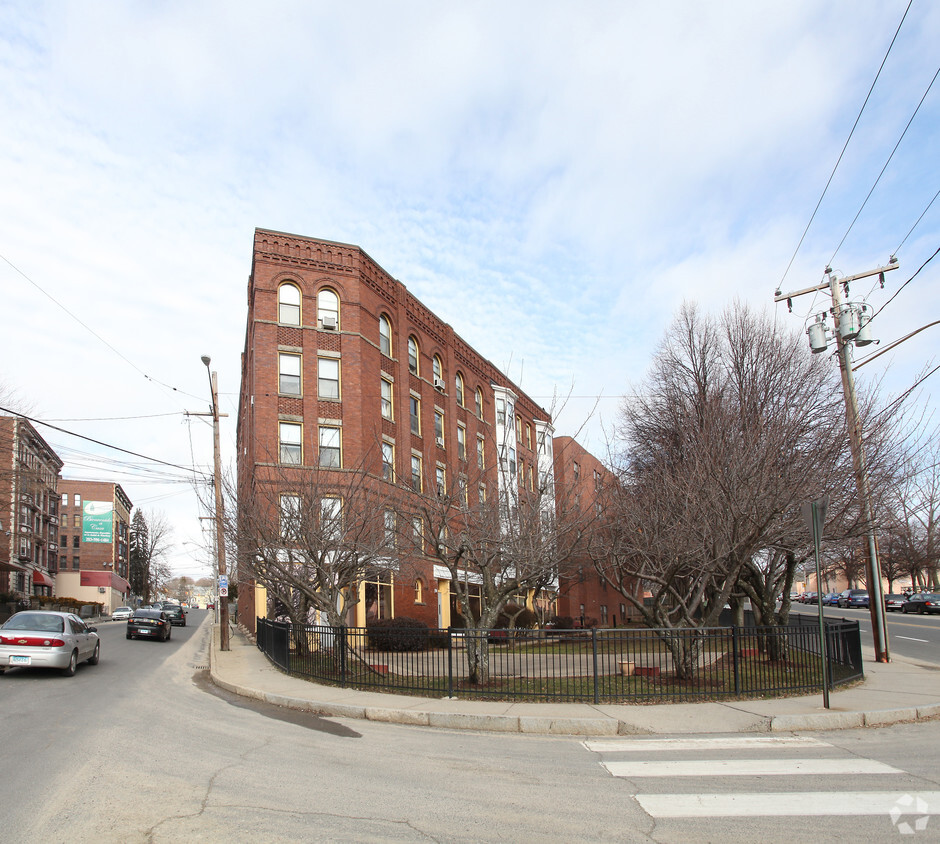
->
1, 1, 938, 580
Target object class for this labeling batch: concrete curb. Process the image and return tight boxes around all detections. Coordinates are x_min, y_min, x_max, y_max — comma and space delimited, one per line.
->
208, 626, 940, 737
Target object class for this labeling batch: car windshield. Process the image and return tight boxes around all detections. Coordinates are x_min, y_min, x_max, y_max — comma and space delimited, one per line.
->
3, 613, 65, 633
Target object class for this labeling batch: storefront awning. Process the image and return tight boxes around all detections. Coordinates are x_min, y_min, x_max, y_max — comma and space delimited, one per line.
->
31, 569, 55, 587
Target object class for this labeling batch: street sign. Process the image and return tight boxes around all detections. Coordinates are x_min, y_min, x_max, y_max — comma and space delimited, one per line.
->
218, 575, 228, 589
219, 586, 228, 597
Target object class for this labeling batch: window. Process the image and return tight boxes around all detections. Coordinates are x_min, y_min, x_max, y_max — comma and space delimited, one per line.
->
410, 395, 421, 435
526, 424, 532, 450
60, 533, 67, 547
408, 336, 419, 374
379, 314, 392, 357
496, 398, 506, 426
319, 426, 341, 468
73, 514, 80, 528
434, 411, 444, 447
411, 454, 422, 492
318, 357, 340, 400
381, 378, 394, 420
573, 461, 580, 481
280, 494, 301, 540
384, 509, 396, 546
508, 446, 516, 477
600, 605, 608, 625
411, 516, 424, 552
72, 556, 80, 570
320, 496, 342, 540
278, 282, 301, 325
475, 388, 483, 419
478, 484, 487, 504
457, 424, 466, 460
436, 465, 446, 496
594, 469, 603, 489
72, 535, 79, 549
74, 494, 81, 506
279, 353, 302, 395
279, 422, 302, 465
433, 354, 443, 383
382, 441, 395, 481
414, 578, 424, 604
477, 434, 485, 470
458, 476, 468, 507
317, 288, 339, 329
455, 372, 465, 406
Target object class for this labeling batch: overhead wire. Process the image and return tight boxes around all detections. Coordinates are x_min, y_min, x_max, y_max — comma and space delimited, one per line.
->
775, 0, 913, 292
895, 187, 940, 255
869, 245, 940, 324
828, 63, 940, 267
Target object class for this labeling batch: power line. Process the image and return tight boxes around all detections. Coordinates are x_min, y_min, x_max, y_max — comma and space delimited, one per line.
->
895, 186, 940, 255
776, 0, 913, 290
870, 244, 940, 323
828, 64, 940, 266
0, 405, 207, 477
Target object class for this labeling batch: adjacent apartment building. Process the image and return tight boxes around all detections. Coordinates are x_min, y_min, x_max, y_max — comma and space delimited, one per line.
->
237, 229, 560, 633
0, 416, 63, 598
55, 480, 133, 613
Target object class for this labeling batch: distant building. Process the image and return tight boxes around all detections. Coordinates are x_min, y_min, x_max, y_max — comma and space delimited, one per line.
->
55, 480, 132, 613
553, 436, 640, 627
0, 416, 63, 597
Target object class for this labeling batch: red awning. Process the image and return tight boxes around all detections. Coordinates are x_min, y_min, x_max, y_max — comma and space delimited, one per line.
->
31, 569, 55, 587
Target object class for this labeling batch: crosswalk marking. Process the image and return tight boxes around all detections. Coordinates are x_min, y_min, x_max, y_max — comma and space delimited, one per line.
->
635, 791, 940, 818
584, 735, 829, 753
602, 757, 902, 778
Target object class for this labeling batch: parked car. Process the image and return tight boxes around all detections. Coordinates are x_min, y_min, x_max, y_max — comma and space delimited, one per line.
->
802, 592, 818, 604
900, 593, 940, 615
0, 610, 100, 676
111, 607, 134, 621
823, 593, 841, 606
884, 594, 907, 612
126, 609, 172, 641
162, 605, 186, 627
838, 589, 869, 608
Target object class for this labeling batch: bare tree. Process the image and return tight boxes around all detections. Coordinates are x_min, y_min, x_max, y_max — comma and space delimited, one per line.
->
129, 509, 174, 603
399, 453, 589, 684
598, 301, 855, 676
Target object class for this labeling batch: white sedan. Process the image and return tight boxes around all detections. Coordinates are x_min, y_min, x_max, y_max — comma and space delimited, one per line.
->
0, 610, 100, 676
111, 607, 134, 621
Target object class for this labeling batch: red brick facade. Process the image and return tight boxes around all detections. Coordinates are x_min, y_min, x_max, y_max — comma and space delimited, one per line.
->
237, 229, 553, 632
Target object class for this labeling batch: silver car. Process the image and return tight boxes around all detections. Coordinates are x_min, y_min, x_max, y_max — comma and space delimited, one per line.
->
0, 611, 100, 676
111, 607, 134, 621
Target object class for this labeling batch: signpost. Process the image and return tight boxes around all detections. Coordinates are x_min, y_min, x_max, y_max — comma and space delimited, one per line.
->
801, 496, 830, 709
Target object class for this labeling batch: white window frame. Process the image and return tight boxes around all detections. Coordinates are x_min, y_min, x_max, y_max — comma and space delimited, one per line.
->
278, 282, 301, 325
318, 357, 340, 400
279, 421, 302, 465
278, 352, 302, 396
319, 426, 342, 468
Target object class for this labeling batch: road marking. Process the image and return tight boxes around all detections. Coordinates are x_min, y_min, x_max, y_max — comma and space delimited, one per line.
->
636, 791, 940, 818
603, 758, 902, 778
584, 736, 829, 753
896, 636, 929, 642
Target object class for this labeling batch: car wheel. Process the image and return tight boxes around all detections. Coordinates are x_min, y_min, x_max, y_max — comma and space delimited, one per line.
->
919, 605, 926, 614
88, 642, 100, 665
902, 605, 908, 613
61, 650, 78, 677
166, 628, 171, 640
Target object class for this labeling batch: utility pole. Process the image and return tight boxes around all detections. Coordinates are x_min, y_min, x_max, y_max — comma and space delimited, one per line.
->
188, 356, 230, 651
776, 260, 898, 663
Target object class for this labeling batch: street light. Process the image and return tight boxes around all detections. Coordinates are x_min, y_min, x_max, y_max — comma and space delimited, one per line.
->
202, 355, 230, 651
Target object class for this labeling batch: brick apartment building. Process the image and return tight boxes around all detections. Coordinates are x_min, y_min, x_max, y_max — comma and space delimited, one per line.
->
237, 229, 561, 633
55, 480, 132, 613
0, 416, 62, 598
552, 435, 641, 627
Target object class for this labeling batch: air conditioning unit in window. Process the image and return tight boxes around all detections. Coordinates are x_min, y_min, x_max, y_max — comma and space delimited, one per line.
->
436, 437, 445, 448
98, 587, 106, 593
433, 376, 445, 391
321, 315, 337, 330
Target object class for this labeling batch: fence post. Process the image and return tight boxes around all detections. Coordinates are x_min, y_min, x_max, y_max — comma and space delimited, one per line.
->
732, 625, 741, 696
447, 627, 454, 698
339, 626, 348, 687
592, 627, 599, 705
286, 621, 292, 675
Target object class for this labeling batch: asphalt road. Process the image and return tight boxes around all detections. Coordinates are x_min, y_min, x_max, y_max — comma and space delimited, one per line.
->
789, 603, 940, 664
2, 608, 939, 843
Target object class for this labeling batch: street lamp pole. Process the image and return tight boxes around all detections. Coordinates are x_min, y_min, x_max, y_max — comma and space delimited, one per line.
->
201, 355, 230, 652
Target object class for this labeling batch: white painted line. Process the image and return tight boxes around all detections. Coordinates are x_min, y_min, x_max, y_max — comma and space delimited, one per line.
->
896, 636, 929, 643
584, 736, 830, 753
636, 791, 940, 818
604, 758, 902, 778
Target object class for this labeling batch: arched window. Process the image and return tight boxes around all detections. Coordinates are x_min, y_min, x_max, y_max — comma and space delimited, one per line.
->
455, 372, 465, 407
408, 336, 419, 375
433, 355, 443, 382
278, 283, 301, 325
317, 288, 339, 330
475, 388, 484, 419
414, 578, 424, 604
379, 314, 392, 357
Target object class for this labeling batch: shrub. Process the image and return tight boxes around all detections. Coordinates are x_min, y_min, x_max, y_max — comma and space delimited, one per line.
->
367, 616, 430, 651
549, 615, 575, 630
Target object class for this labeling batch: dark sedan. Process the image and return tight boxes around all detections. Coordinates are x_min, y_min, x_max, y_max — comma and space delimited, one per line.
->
884, 594, 907, 612
900, 593, 940, 615
838, 589, 869, 608
162, 605, 186, 627
126, 609, 172, 641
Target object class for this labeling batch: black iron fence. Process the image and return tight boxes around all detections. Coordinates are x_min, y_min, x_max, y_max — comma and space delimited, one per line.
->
255, 616, 863, 703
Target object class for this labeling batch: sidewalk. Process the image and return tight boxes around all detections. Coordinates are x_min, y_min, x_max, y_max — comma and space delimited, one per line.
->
209, 624, 940, 736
